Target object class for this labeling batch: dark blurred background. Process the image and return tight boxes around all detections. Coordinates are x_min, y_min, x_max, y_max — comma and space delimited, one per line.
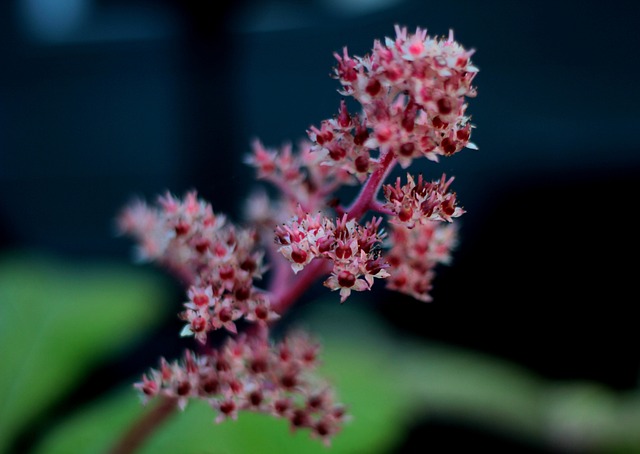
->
1, 0, 639, 452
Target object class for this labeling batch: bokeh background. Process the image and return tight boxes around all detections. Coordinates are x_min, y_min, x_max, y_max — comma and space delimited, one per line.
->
1, 0, 639, 452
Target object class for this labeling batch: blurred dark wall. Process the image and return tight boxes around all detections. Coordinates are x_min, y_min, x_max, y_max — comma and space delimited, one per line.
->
0, 0, 246, 257
1, 0, 639, 452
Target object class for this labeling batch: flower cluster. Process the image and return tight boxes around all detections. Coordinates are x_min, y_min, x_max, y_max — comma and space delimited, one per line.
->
385, 220, 457, 302
117, 191, 278, 341
384, 173, 464, 228
309, 25, 477, 180
136, 332, 346, 445
275, 210, 389, 302
118, 25, 478, 446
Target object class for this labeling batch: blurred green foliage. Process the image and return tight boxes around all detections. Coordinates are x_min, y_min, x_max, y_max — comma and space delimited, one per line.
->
0, 252, 171, 453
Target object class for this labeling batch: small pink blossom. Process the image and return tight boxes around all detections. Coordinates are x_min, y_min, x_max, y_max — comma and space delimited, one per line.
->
245, 293, 280, 325
211, 297, 243, 334
179, 309, 209, 344
185, 285, 214, 309
324, 264, 370, 303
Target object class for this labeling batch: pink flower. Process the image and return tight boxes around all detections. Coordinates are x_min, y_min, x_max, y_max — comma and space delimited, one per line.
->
185, 285, 214, 309
324, 264, 370, 303
211, 297, 243, 334
245, 293, 280, 325
179, 309, 209, 344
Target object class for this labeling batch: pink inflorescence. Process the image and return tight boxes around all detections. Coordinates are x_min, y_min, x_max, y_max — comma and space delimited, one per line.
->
313, 24, 478, 175
118, 25, 478, 445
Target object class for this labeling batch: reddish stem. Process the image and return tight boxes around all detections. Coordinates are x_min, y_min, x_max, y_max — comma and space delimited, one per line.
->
271, 259, 332, 314
344, 150, 397, 220
109, 396, 178, 454
265, 239, 294, 296
368, 200, 395, 216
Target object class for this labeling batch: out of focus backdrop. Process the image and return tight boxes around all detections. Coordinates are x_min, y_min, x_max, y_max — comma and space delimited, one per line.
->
1, 0, 639, 453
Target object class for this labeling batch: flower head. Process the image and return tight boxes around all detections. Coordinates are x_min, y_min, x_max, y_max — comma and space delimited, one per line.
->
134, 332, 348, 443
384, 173, 464, 228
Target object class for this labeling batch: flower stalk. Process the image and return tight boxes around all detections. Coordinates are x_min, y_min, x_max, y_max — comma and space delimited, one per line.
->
109, 397, 178, 454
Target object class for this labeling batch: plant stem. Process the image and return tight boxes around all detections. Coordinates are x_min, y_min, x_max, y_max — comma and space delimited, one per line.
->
271, 259, 331, 314
345, 149, 396, 220
109, 396, 178, 454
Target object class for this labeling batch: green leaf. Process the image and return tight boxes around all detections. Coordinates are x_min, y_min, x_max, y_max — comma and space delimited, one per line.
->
0, 251, 171, 453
